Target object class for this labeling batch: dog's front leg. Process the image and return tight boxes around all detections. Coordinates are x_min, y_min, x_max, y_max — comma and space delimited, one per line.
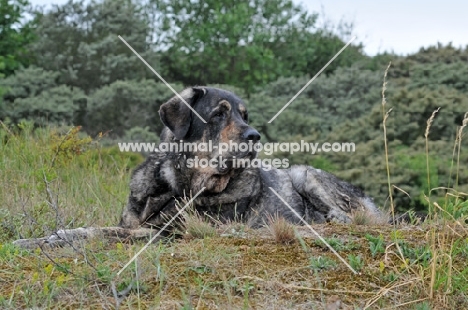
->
119, 154, 176, 229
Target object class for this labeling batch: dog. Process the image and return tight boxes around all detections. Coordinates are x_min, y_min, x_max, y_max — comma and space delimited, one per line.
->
13, 86, 380, 249
118, 86, 380, 230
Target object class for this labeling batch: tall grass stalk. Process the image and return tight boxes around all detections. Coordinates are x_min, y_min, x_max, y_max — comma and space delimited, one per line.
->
455, 113, 468, 190
381, 62, 394, 223
424, 107, 440, 217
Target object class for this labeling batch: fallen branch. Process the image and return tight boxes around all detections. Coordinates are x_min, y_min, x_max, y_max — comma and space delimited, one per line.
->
12, 227, 163, 250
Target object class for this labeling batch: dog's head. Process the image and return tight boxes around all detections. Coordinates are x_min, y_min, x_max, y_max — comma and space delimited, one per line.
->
159, 86, 260, 157
158, 87, 261, 192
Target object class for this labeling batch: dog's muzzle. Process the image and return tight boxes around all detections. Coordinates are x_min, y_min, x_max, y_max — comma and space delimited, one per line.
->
241, 128, 261, 143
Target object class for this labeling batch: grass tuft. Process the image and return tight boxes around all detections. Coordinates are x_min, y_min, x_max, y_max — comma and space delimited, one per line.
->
350, 209, 389, 226
176, 197, 218, 240
265, 214, 296, 245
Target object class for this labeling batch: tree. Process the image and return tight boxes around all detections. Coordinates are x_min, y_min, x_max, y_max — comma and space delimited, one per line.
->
86, 79, 182, 137
154, 0, 309, 94
1, 66, 86, 125
153, 0, 365, 95
29, 0, 155, 94
0, 0, 35, 76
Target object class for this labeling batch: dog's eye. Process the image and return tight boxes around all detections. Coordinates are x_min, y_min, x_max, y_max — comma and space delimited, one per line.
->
211, 111, 225, 120
243, 112, 249, 122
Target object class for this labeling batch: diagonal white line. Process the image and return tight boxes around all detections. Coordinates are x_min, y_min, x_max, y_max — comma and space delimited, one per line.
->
118, 35, 207, 123
268, 36, 357, 123
117, 187, 206, 276
268, 187, 359, 275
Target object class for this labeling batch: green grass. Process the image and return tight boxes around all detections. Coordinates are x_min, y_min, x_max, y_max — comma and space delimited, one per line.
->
0, 121, 143, 242
0, 122, 468, 309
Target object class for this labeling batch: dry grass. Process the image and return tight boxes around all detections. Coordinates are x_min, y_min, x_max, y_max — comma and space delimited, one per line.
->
176, 197, 219, 240
265, 213, 296, 244
350, 209, 389, 226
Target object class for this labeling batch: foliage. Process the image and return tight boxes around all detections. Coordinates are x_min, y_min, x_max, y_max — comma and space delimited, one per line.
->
86, 79, 181, 137
1, 66, 86, 126
0, 0, 36, 76
309, 255, 337, 271
366, 234, 385, 257
123, 126, 159, 143
154, 0, 364, 94
28, 0, 155, 93
347, 254, 364, 272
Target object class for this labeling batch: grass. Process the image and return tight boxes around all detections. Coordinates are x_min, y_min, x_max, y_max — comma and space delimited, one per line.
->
350, 208, 389, 226
265, 213, 296, 245
1, 97, 468, 309
177, 198, 218, 240
0, 121, 143, 242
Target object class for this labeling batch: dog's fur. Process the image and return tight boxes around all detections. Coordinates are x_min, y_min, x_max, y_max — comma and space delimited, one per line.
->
13, 86, 379, 249
119, 86, 379, 229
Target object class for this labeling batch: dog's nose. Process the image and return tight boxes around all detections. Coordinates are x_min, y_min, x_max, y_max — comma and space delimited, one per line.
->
242, 128, 261, 142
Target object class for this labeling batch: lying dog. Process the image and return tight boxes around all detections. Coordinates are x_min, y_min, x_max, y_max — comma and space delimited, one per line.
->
119, 86, 379, 229
13, 86, 379, 249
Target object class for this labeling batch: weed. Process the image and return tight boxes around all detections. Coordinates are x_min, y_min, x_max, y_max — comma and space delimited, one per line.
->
347, 254, 364, 272
240, 281, 254, 309
314, 235, 346, 251
309, 256, 337, 272
366, 234, 385, 257
444, 199, 468, 222
413, 301, 431, 310
398, 242, 432, 266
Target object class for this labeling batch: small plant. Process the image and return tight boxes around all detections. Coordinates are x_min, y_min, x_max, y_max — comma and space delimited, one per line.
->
398, 242, 432, 266
366, 234, 385, 257
265, 214, 296, 245
50, 126, 93, 164
309, 256, 337, 272
241, 281, 255, 309
444, 199, 468, 222
382, 271, 399, 282
314, 235, 361, 252
348, 254, 364, 272
314, 236, 345, 251
413, 301, 431, 310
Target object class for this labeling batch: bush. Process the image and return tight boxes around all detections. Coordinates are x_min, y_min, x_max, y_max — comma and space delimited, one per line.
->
86, 79, 182, 137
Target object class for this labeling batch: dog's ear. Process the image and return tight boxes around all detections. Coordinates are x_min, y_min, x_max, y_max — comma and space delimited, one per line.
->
159, 87, 206, 140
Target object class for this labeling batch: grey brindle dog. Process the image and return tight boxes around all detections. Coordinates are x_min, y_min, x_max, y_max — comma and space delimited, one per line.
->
14, 87, 379, 249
